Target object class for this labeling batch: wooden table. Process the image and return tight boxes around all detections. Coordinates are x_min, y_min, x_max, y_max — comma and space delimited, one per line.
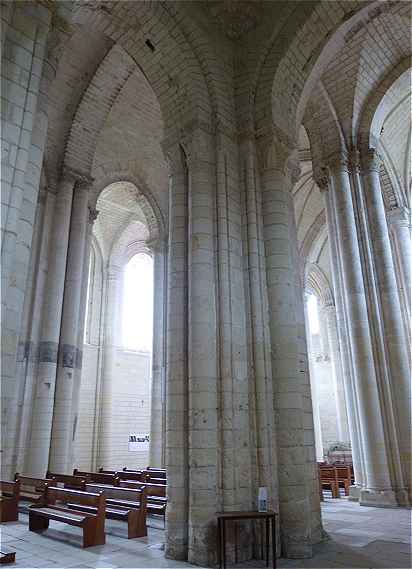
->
217, 511, 277, 569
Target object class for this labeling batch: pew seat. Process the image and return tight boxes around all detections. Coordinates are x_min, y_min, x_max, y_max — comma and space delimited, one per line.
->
46, 472, 86, 490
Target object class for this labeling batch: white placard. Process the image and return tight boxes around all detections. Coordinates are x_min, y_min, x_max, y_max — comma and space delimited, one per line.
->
128, 433, 150, 451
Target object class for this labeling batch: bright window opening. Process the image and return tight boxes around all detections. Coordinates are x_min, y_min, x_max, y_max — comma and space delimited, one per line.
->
122, 253, 154, 352
307, 293, 320, 335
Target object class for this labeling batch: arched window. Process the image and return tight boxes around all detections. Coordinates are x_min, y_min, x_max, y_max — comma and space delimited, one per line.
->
122, 253, 154, 352
306, 293, 320, 335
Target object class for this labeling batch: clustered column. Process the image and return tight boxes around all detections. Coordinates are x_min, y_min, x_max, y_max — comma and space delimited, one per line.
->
322, 149, 410, 506
49, 177, 92, 472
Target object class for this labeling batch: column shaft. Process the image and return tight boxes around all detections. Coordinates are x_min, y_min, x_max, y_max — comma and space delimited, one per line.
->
165, 145, 189, 561
323, 306, 350, 443
361, 152, 410, 502
323, 187, 365, 495
26, 175, 76, 476
260, 139, 313, 558
330, 161, 396, 505
49, 182, 90, 472
149, 242, 167, 468
186, 130, 219, 566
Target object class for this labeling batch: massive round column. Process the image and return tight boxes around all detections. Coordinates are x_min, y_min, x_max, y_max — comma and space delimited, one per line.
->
258, 135, 316, 558
49, 178, 91, 472
25, 172, 78, 476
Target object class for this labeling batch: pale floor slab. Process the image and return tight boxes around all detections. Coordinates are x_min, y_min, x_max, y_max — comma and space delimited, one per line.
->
0, 500, 410, 568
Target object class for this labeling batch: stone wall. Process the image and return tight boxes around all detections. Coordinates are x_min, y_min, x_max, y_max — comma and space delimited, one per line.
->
75, 345, 151, 471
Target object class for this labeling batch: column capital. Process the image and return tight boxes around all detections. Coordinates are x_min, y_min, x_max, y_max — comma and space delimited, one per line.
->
360, 147, 382, 173
256, 130, 295, 176
314, 168, 330, 193
324, 150, 350, 174
61, 166, 94, 188
88, 207, 99, 224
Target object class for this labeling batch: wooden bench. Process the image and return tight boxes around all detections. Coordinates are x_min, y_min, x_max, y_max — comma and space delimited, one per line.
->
98, 468, 117, 475
73, 469, 120, 486
119, 480, 167, 519
319, 466, 340, 498
46, 471, 86, 491
335, 465, 351, 496
0, 481, 20, 522
122, 468, 147, 482
0, 548, 16, 564
14, 474, 54, 504
85, 483, 147, 539
29, 486, 105, 547
145, 467, 166, 480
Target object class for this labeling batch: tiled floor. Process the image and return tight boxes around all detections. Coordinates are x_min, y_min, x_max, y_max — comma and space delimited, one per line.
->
0, 499, 410, 568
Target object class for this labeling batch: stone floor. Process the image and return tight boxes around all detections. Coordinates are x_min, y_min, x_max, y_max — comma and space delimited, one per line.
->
0, 499, 410, 568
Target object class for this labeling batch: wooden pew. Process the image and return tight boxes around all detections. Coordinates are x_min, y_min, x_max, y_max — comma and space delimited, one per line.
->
0, 481, 20, 522
46, 472, 86, 491
117, 471, 147, 483
14, 474, 54, 504
119, 480, 167, 519
334, 465, 351, 496
29, 486, 105, 547
122, 469, 147, 482
0, 548, 16, 564
84, 483, 147, 539
319, 466, 340, 498
98, 468, 117, 475
145, 468, 166, 479
73, 469, 120, 486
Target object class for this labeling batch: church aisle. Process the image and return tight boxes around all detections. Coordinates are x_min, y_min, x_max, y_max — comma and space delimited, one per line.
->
0, 501, 409, 568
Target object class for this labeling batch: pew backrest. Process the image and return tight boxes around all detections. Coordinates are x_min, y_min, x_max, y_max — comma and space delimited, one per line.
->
86, 483, 146, 509
46, 471, 86, 490
14, 475, 54, 499
44, 486, 105, 516
119, 480, 166, 498
73, 469, 120, 486
0, 480, 20, 498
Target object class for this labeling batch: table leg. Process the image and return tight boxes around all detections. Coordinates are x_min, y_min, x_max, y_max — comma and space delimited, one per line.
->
272, 516, 276, 569
222, 519, 226, 569
218, 519, 222, 569
260, 520, 264, 560
234, 521, 238, 564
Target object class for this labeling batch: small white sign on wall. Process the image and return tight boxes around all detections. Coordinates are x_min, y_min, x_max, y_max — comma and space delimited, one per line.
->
128, 433, 150, 451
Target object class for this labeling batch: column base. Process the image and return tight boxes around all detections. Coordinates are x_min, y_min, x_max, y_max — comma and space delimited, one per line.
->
348, 485, 361, 502
359, 489, 398, 508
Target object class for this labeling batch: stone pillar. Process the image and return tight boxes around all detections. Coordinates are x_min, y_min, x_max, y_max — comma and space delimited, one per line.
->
304, 300, 324, 462
321, 183, 365, 499
98, 263, 122, 469
69, 206, 98, 469
186, 129, 219, 567
149, 238, 167, 468
328, 154, 397, 507
387, 207, 411, 341
49, 178, 91, 472
164, 144, 189, 561
1, 2, 52, 477
259, 136, 315, 558
361, 149, 410, 504
240, 137, 278, 511
322, 305, 350, 443
25, 172, 77, 476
